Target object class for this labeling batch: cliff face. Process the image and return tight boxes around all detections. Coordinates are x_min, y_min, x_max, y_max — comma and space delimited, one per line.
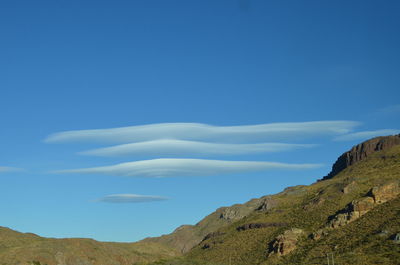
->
322, 134, 400, 180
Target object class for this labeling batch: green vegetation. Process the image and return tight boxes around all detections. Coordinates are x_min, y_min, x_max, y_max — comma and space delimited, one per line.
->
149, 145, 400, 265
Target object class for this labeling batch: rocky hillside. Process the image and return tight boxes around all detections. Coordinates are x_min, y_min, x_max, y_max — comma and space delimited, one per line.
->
141, 194, 277, 254
148, 135, 400, 265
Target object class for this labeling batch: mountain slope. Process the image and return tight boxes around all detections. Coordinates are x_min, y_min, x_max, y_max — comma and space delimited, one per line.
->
149, 135, 400, 265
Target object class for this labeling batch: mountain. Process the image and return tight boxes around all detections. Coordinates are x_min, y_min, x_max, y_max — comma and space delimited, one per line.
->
0, 135, 399, 265
147, 134, 400, 265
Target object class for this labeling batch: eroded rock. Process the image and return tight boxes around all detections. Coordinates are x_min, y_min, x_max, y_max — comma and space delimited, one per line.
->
370, 182, 400, 204
322, 134, 400, 180
268, 228, 304, 256
342, 181, 357, 194
237, 222, 287, 231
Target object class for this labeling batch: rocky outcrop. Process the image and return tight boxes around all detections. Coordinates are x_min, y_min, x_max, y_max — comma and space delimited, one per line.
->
342, 181, 357, 194
328, 197, 375, 228
268, 228, 304, 256
256, 197, 278, 211
327, 181, 399, 229
369, 181, 400, 203
237, 222, 287, 231
322, 134, 400, 180
219, 208, 245, 221
201, 232, 225, 242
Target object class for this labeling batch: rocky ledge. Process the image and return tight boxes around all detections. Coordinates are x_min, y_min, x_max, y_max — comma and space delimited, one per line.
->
322, 134, 400, 180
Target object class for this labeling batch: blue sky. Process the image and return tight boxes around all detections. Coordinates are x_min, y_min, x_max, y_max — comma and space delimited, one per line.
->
0, 0, 399, 242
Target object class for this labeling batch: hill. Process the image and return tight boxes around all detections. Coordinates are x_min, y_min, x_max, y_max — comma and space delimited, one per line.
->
148, 135, 400, 265
0, 227, 178, 265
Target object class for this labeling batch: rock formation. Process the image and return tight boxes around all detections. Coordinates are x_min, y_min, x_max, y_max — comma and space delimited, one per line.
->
322, 134, 400, 180
236, 222, 287, 231
370, 181, 400, 203
328, 181, 399, 229
268, 228, 304, 256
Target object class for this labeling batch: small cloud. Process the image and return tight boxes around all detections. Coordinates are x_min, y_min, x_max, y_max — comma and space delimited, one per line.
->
44, 121, 360, 144
333, 129, 400, 141
54, 158, 322, 178
0, 166, 24, 173
96, 194, 168, 203
79, 139, 316, 157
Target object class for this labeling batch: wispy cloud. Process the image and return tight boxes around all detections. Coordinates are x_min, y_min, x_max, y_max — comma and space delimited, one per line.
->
333, 129, 400, 141
44, 121, 359, 144
96, 194, 168, 203
79, 139, 316, 157
0, 166, 23, 173
54, 158, 322, 178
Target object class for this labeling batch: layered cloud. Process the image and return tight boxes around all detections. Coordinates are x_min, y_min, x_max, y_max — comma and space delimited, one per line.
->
55, 158, 322, 178
96, 194, 168, 203
334, 129, 400, 141
79, 139, 316, 157
44, 121, 359, 144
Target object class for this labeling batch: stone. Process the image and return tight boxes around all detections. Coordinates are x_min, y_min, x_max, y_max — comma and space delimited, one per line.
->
256, 197, 277, 211
236, 222, 287, 231
370, 182, 400, 204
268, 228, 304, 256
310, 229, 329, 240
219, 208, 244, 220
342, 181, 357, 194
329, 197, 375, 228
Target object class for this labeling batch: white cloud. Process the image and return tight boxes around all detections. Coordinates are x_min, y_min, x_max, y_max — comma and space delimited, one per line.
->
0, 166, 23, 173
333, 129, 400, 141
54, 158, 322, 178
79, 139, 316, 157
44, 121, 359, 144
96, 194, 168, 203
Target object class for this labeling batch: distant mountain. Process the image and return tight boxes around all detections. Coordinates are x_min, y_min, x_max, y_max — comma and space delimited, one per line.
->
1, 135, 399, 265
147, 134, 400, 265
0, 226, 178, 265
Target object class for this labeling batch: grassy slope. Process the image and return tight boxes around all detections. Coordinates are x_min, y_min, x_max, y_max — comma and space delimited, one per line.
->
142, 195, 268, 253
0, 228, 179, 265
152, 145, 400, 265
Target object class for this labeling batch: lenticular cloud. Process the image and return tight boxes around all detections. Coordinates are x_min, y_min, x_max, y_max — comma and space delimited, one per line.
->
79, 139, 316, 157
97, 194, 168, 203
55, 158, 322, 178
333, 129, 400, 141
44, 121, 360, 144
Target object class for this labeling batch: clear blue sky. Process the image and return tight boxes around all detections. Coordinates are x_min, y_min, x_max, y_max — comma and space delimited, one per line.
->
0, 0, 399, 242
